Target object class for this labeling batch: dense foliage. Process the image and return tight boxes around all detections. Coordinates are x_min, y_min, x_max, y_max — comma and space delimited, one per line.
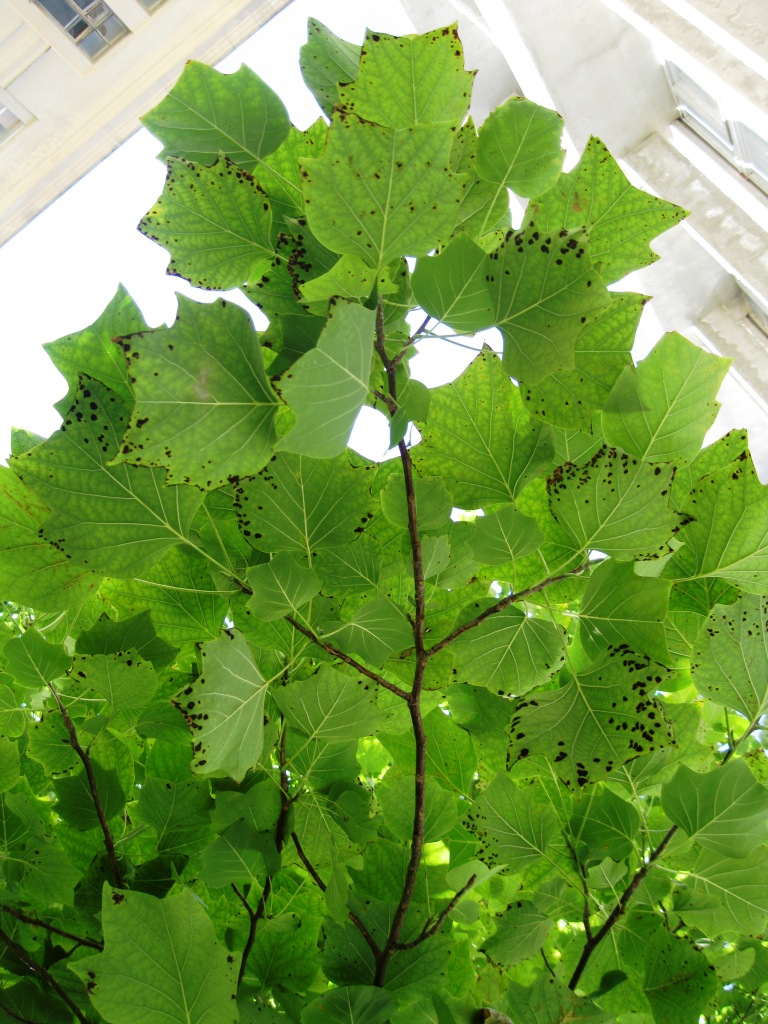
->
0, 19, 767, 1024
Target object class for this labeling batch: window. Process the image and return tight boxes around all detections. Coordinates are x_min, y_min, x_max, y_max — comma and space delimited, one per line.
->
666, 62, 768, 198
744, 289, 768, 340
34, 0, 127, 59
666, 62, 732, 153
0, 104, 22, 143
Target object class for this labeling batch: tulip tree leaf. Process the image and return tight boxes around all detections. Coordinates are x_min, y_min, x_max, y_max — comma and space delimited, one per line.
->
476, 95, 564, 198
665, 456, 768, 594
272, 664, 390, 742
184, 630, 270, 782
300, 18, 361, 118
141, 59, 290, 169
547, 445, 681, 560
234, 452, 377, 555
12, 377, 204, 577
602, 333, 730, 463
579, 559, 672, 666
452, 605, 566, 695
246, 551, 321, 621
413, 349, 554, 508
275, 301, 376, 458
643, 932, 717, 1024
677, 846, 768, 935
302, 116, 464, 272
44, 283, 145, 411
140, 156, 274, 290
116, 297, 280, 489
507, 648, 674, 787
337, 25, 474, 130
691, 593, 768, 722
662, 760, 768, 857
70, 886, 238, 1024
529, 135, 687, 285
411, 234, 497, 334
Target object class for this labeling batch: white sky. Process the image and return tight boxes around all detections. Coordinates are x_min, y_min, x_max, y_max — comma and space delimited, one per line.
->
1, 0, 765, 475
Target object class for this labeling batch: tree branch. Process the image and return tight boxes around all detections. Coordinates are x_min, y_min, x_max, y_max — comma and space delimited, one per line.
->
426, 561, 591, 658
391, 314, 432, 370
568, 825, 678, 991
290, 831, 380, 958
564, 837, 592, 942
0, 905, 103, 950
285, 616, 409, 700
0, 927, 91, 1024
47, 682, 124, 889
0, 998, 45, 1024
235, 727, 292, 986
392, 874, 476, 950
372, 296, 430, 986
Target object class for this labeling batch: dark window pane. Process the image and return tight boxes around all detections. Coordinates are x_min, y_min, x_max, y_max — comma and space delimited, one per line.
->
36, 0, 79, 29
77, 28, 109, 58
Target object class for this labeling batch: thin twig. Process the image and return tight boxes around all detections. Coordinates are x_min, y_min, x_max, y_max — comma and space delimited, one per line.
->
393, 874, 477, 950
290, 831, 380, 958
236, 728, 292, 985
0, 905, 102, 950
285, 616, 408, 699
373, 296, 430, 987
391, 314, 432, 370
568, 825, 678, 990
0, 927, 91, 1024
426, 561, 591, 658
541, 948, 557, 979
564, 837, 592, 942
47, 682, 124, 889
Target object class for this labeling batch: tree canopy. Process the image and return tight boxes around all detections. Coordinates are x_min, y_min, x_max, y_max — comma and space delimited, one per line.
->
0, 18, 767, 1024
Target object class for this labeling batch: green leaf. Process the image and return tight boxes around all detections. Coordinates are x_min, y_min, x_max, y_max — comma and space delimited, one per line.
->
579, 559, 672, 665
337, 25, 473, 129
529, 135, 687, 284
469, 505, 544, 565
452, 605, 566, 695
379, 774, 458, 842
507, 647, 674, 787
665, 456, 768, 594
548, 444, 681, 559
142, 59, 290, 168
0, 465, 100, 611
115, 297, 279, 489
99, 545, 228, 645
380, 473, 452, 532
273, 664, 390, 741
185, 630, 270, 782
476, 96, 564, 197
134, 775, 213, 855
257, 119, 326, 228
691, 593, 768, 722
12, 377, 204, 577
198, 820, 277, 888
300, 18, 361, 118
302, 985, 398, 1024
521, 291, 644, 430
490, 226, 610, 385
246, 551, 321, 621
329, 598, 412, 666
602, 332, 730, 463
466, 771, 560, 873
70, 886, 238, 1024
44, 283, 146, 411
412, 234, 497, 333
302, 116, 464, 272
140, 156, 274, 289
315, 536, 382, 595
275, 301, 375, 458
68, 651, 157, 731
234, 452, 377, 555
413, 350, 554, 508
300, 254, 387, 305
4, 628, 70, 688
570, 786, 641, 862
643, 932, 717, 1024
678, 845, 768, 935
662, 760, 768, 856
482, 901, 552, 968
76, 610, 176, 670
505, 976, 609, 1024
54, 763, 126, 831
